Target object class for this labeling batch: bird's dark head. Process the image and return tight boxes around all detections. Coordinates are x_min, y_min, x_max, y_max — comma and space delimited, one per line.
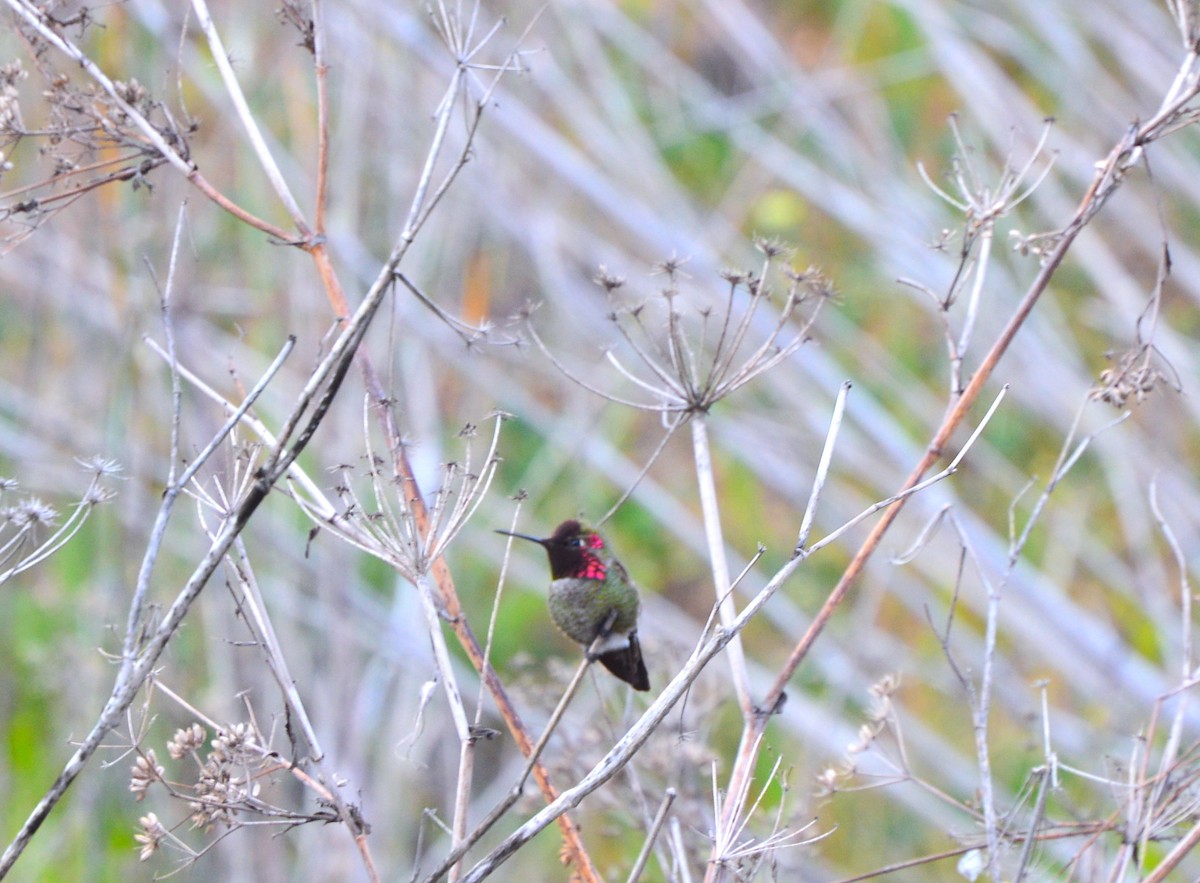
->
495, 519, 608, 580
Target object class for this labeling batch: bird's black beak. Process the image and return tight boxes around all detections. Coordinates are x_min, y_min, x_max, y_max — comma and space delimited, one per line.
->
494, 528, 547, 546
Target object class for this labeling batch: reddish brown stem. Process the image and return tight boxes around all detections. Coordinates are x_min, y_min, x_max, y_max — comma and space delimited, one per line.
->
187, 168, 296, 243
357, 360, 600, 882
709, 124, 1147, 880
763, 128, 1127, 718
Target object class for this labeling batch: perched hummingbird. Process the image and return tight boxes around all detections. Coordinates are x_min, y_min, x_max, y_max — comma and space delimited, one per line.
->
496, 519, 650, 691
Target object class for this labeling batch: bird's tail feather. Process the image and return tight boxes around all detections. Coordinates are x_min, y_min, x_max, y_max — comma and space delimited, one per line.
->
598, 631, 649, 691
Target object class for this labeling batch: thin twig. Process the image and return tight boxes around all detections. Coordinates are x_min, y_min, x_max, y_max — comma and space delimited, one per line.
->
0, 244, 390, 880
795, 380, 851, 552
456, 522, 878, 882
423, 629, 609, 883
1014, 767, 1052, 881
2, 0, 297, 241
189, 0, 310, 233
598, 416, 683, 526
708, 386, 1005, 881
626, 789, 676, 883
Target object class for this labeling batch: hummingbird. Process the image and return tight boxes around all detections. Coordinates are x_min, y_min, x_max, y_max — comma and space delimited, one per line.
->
496, 519, 650, 691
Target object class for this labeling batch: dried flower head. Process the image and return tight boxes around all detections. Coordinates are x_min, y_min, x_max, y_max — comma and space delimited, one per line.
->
168, 723, 207, 760
0, 60, 25, 139
753, 235, 789, 259
129, 750, 164, 802
594, 266, 626, 292
310, 411, 505, 584
3, 497, 58, 529
134, 812, 166, 861
846, 721, 884, 757
0, 44, 190, 249
814, 766, 841, 798
651, 253, 690, 278
533, 252, 830, 417
116, 78, 146, 106
76, 455, 123, 479
190, 759, 245, 830
1090, 346, 1176, 408
210, 722, 257, 765
867, 673, 900, 722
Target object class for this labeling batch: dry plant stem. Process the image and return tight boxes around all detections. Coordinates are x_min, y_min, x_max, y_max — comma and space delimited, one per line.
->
158, 202, 187, 493
1120, 484, 1195, 870
700, 379, 854, 868
414, 569, 472, 883
473, 507, 524, 724
122, 337, 295, 662
518, 645, 601, 793
1038, 684, 1059, 791
367, 406, 597, 881
449, 740, 473, 883
312, 0, 330, 233
2, 0, 295, 241
1013, 766, 1052, 881
3, 151, 151, 199
707, 89, 1200, 881
953, 222, 991, 386
835, 823, 1111, 883
402, 66, 464, 241
626, 788, 676, 883
449, 504, 529, 881
124, 208, 292, 661
426, 655, 596, 883
831, 844, 999, 883
1112, 742, 1141, 882
796, 380, 851, 551
709, 730, 767, 865
962, 527, 1002, 876
1143, 819, 1200, 883
446, 508, 527, 879
455, 547, 815, 883
972, 408, 1127, 876
160, 348, 594, 875
707, 387, 1005, 873
225, 542, 334, 769
123, 205, 191, 652
302, 0, 350, 323
599, 417, 682, 526
0, 252, 391, 880
691, 414, 751, 714
667, 818, 693, 883
416, 572, 472, 743
189, 0, 310, 232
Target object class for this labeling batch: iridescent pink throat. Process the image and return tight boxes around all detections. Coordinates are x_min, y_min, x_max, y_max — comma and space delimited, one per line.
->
578, 534, 607, 580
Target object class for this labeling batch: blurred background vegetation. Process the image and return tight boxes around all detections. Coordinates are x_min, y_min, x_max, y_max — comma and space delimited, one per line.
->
1, 0, 1199, 880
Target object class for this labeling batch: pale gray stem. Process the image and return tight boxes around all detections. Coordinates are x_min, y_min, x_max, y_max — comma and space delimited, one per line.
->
190, 0, 309, 228
626, 789, 676, 883
690, 415, 751, 714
